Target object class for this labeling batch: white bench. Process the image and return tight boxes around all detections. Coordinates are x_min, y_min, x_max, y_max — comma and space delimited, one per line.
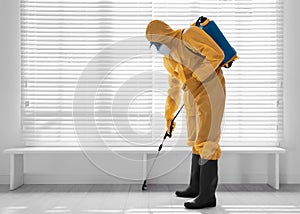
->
3, 146, 285, 191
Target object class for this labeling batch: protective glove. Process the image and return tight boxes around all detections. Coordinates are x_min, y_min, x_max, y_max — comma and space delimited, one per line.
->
165, 96, 179, 136
166, 117, 176, 135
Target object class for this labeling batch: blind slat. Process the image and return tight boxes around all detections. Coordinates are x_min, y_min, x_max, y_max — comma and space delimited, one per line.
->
21, 0, 283, 147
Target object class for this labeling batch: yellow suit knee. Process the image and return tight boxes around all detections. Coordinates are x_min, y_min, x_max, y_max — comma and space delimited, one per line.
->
193, 141, 221, 160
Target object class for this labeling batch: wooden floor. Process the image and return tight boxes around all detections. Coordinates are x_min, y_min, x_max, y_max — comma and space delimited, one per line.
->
0, 184, 300, 214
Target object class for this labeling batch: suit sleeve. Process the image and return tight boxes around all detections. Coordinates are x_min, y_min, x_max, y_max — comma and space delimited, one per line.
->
163, 57, 182, 120
165, 73, 181, 120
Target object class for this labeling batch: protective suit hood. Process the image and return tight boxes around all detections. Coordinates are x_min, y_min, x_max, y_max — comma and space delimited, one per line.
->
146, 20, 182, 48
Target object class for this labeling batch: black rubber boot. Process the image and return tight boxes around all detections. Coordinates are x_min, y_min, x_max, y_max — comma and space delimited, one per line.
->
175, 154, 200, 198
184, 159, 218, 209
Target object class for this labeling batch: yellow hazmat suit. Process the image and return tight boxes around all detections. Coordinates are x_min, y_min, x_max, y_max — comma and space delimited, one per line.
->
146, 20, 226, 160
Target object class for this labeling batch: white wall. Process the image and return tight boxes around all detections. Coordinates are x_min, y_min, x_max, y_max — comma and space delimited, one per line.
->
281, 0, 300, 183
0, 0, 22, 184
0, 0, 299, 185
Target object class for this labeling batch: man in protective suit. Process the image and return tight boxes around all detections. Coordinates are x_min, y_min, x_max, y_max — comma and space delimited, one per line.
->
146, 20, 226, 209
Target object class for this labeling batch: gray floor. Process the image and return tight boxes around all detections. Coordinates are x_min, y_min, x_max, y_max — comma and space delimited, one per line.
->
0, 184, 300, 214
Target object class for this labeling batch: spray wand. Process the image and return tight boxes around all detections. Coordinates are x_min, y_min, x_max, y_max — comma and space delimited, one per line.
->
142, 104, 184, 191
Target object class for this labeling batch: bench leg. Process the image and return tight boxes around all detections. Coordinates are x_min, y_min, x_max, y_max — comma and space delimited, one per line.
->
267, 153, 279, 190
10, 154, 24, 191
142, 153, 147, 181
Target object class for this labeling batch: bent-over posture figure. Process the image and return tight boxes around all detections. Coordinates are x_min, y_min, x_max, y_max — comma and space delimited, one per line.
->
146, 20, 226, 209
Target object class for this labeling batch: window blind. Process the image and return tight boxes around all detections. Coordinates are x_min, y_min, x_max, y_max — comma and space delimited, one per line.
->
21, 0, 283, 147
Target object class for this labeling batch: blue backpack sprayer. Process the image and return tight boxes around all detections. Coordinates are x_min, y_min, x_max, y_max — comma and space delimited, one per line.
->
195, 16, 238, 68
142, 16, 237, 191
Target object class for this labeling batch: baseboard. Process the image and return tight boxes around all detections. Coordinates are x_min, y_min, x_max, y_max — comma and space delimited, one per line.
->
219, 173, 268, 184
280, 173, 300, 184
24, 173, 139, 184
1, 173, 298, 185
0, 174, 9, 184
